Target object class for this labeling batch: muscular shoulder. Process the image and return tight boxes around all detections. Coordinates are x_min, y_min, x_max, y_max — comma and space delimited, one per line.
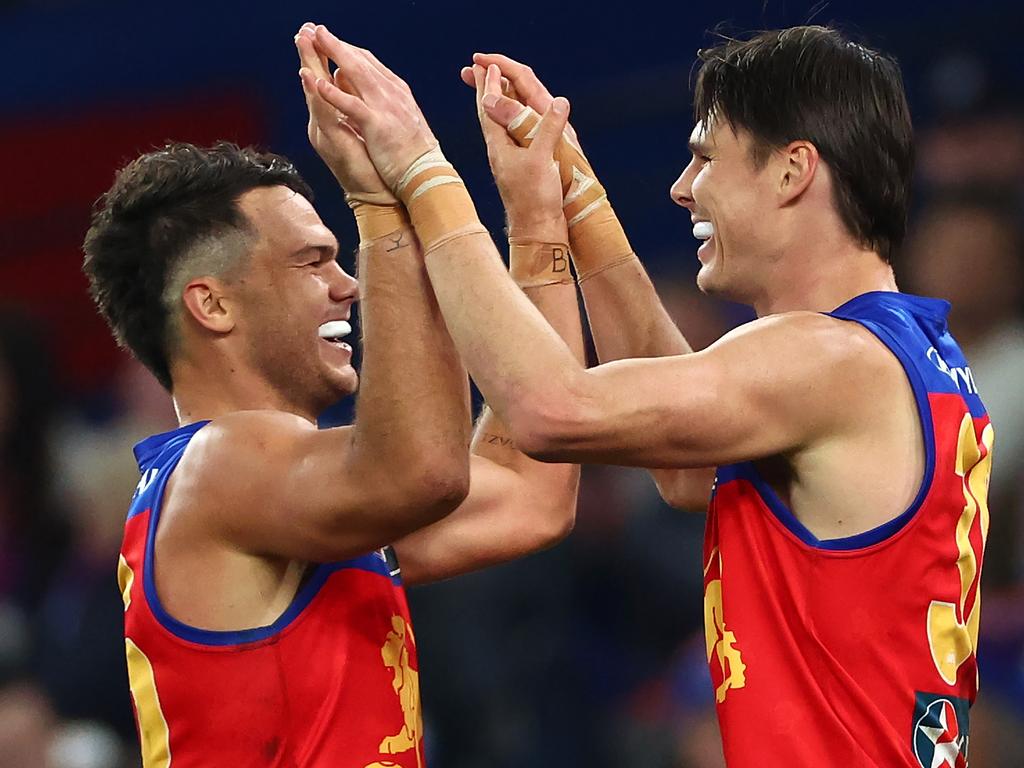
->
713, 311, 896, 378
706, 311, 904, 436
167, 411, 325, 521
179, 410, 317, 480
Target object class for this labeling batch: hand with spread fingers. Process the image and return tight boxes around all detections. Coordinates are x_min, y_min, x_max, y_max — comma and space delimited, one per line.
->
294, 23, 394, 205
309, 25, 438, 193
467, 63, 570, 240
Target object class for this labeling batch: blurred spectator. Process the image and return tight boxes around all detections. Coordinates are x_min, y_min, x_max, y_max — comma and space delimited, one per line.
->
35, 358, 175, 740
0, 681, 55, 768
0, 312, 70, 611
919, 53, 1024, 198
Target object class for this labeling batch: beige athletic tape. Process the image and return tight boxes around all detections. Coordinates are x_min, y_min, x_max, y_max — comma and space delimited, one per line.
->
503, 106, 636, 281
395, 146, 488, 255
508, 238, 574, 288
347, 195, 410, 245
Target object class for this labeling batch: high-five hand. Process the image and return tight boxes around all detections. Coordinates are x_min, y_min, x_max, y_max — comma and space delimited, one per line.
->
309, 26, 438, 193
295, 23, 394, 204
463, 53, 634, 282
468, 63, 569, 238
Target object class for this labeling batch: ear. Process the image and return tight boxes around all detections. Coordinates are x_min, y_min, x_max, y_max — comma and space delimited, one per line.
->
181, 277, 236, 334
777, 140, 819, 205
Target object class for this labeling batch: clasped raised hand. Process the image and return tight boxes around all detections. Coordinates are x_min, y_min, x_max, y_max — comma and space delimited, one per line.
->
307, 25, 439, 194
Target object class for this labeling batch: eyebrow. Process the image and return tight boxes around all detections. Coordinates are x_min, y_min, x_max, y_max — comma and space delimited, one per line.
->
294, 240, 340, 260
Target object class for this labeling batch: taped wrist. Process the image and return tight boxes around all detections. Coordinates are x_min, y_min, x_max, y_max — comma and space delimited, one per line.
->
504, 106, 637, 280
508, 238, 573, 288
347, 195, 410, 245
394, 145, 488, 255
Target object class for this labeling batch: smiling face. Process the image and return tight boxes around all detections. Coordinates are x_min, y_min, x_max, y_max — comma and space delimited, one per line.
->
670, 117, 786, 303
230, 186, 360, 412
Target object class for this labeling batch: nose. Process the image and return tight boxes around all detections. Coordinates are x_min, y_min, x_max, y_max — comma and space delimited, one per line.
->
326, 261, 360, 304
669, 159, 699, 210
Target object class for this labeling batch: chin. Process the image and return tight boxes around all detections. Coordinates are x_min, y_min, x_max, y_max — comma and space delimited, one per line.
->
695, 262, 724, 296
331, 365, 359, 397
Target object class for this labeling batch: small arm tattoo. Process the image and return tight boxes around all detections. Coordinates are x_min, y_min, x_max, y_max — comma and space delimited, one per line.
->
552, 246, 568, 273
385, 232, 409, 252
482, 433, 516, 448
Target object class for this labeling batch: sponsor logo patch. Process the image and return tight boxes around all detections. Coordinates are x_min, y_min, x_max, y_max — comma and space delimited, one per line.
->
912, 692, 969, 768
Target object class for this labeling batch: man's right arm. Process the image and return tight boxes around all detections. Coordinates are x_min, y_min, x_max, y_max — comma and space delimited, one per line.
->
465, 54, 715, 511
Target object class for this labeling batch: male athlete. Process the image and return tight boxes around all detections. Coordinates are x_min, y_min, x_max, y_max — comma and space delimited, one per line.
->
83, 23, 583, 767
311, 24, 992, 767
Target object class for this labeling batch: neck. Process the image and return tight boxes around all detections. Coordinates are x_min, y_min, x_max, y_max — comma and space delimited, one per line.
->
750, 237, 897, 317
170, 359, 319, 426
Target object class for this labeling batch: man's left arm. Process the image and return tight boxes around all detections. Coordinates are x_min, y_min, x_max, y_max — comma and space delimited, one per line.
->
394, 273, 584, 584
392, 65, 585, 584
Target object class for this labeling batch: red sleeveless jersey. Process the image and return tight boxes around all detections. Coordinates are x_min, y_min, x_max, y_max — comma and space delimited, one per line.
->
704, 293, 992, 767
118, 421, 426, 767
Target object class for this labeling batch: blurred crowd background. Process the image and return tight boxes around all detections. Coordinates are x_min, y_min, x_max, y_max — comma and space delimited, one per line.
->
1, 0, 1022, 765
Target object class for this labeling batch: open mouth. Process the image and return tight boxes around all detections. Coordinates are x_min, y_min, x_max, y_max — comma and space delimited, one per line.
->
318, 320, 353, 351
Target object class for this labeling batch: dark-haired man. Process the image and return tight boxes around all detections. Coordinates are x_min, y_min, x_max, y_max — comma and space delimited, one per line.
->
85, 24, 583, 767
313, 24, 993, 767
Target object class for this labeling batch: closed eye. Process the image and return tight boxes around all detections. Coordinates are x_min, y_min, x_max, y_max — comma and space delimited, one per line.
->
295, 244, 339, 268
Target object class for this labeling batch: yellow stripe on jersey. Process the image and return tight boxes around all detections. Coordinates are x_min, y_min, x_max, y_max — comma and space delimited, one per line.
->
118, 555, 134, 610
927, 415, 994, 686
126, 637, 172, 767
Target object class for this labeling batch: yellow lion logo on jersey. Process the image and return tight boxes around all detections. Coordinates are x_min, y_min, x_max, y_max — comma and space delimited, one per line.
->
365, 615, 423, 768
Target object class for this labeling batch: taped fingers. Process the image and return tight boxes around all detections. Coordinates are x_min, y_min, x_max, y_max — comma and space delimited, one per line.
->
473, 66, 515, 150
473, 52, 553, 112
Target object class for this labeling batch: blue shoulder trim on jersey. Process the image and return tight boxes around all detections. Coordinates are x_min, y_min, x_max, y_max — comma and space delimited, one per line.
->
717, 315, 937, 551
128, 422, 211, 520
831, 291, 951, 325
137, 430, 403, 646
830, 292, 987, 419
133, 420, 211, 469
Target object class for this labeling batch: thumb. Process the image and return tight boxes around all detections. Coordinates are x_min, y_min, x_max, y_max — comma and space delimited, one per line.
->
529, 96, 570, 158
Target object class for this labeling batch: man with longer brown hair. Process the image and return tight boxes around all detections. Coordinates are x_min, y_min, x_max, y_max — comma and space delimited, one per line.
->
314, 24, 992, 767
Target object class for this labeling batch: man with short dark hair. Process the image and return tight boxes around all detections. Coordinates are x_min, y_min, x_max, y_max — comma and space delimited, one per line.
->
314, 24, 993, 766
85, 23, 583, 766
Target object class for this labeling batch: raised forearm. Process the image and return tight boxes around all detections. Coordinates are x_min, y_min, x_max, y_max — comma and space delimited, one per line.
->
395, 259, 585, 585
473, 274, 586, 461
579, 261, 691, 360
491, 99, 692, 360
352, 214, 470, 488
423, 236, 583, 433
573, 208, 716, 510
